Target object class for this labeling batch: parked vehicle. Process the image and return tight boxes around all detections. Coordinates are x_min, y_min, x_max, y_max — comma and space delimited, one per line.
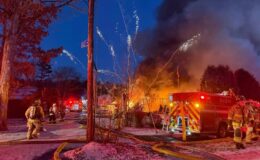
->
169, 92, 236, 138
64, 99, 83, 112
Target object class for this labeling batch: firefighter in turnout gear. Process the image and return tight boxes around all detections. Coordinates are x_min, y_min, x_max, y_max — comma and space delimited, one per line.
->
228, 100, 254, 149
25, 100, 45, 139
244, 102, 255, 144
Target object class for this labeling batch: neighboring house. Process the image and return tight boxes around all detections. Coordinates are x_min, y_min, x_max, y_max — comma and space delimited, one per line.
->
8, 86, 38, 118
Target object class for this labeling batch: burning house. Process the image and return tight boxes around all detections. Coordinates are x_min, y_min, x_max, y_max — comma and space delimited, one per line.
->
129, 0, 260, 112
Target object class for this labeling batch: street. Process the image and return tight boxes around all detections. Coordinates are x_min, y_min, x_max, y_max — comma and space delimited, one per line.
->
1, 112, 260, 160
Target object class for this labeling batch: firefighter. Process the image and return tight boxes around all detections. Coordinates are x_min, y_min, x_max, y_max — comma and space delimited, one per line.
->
228, 100, 245, 149
25, 100, 45, 139
228, 88, 236, 98
228, 100, 254, 149
49, 103, 58, 124
247, 101, 259, 141
254, 103, 260, 135
162, 113, 170, 132
244, 102, 255, 144
169, 116, 175, 132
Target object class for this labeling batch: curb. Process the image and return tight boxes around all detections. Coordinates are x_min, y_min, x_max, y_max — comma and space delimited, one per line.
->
53, 142, 68, 160
175, 144, 225, 160
0, 138, 86, 145
173, 137, 232, 145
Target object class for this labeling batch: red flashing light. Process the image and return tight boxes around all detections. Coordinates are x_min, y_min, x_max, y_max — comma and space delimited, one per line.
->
200, 95, 205, 100
69, 101, 73, 104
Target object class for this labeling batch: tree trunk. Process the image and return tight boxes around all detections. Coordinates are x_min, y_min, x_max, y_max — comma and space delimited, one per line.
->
0, 38, 11, 130
0, 15, 18, 131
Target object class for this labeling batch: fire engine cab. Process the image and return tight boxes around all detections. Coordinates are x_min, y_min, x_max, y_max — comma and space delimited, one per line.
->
169, 92, 236, 137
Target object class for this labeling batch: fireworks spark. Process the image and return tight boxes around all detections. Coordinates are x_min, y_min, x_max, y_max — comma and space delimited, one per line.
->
96, 26, 105, 42
96, 26, 116, 57
127, 35, 132, 51
97, 69, 123, 82
62, 49, 85, 70
117, 0, 137, 64
133, 10, 139, 40
148, 33, 202, 90
179, 33, 201, 52
109, 45, 115, 57
62, 49, 75, 63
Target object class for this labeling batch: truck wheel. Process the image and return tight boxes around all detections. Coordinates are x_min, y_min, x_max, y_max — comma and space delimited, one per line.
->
218, 123, 227, 138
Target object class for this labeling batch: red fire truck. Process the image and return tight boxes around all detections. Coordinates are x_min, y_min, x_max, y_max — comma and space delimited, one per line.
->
64, 98, 83, 112
169, 92, 236, 137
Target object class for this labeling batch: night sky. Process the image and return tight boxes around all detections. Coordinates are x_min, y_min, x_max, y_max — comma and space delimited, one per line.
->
41, 0, 163, 80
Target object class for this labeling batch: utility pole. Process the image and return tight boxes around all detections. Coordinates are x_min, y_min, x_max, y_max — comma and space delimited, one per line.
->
87, 0, 95, 142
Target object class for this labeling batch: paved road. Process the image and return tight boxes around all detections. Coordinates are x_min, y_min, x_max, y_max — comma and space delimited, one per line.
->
0, 112, 85, 160
0, 143, 60, 160
0, 112, 229, 160
0, 112, 85, 143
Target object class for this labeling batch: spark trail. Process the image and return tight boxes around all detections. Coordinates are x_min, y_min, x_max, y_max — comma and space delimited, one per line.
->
96, 27, 115, 57
117, 0, 137, 65
62, 49, 85, 70
133, 10, 139, 40
179, 34, 201, 52
96, 26, 118, 73
148, 33, 201, 90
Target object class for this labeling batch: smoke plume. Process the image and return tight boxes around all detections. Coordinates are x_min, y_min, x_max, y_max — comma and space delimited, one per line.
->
135, 0, 260, 95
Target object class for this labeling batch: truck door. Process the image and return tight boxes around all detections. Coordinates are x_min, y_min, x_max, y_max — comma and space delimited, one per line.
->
200, 104, 217, 132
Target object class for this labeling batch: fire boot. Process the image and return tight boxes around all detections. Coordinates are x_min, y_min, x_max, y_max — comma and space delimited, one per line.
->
239, 143, 245, 149
235, 143, 240, 149
235, 143, 245, 149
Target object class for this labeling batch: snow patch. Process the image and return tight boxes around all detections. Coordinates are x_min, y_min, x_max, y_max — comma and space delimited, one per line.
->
63, 142, 168, 160
185, 138, 260, 160
215, 146, 260, 160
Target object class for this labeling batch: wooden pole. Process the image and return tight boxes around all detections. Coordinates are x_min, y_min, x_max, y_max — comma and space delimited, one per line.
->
87, 0, 95, 142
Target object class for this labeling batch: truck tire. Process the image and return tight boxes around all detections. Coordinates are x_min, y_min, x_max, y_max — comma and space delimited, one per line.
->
218, 123, 228, 138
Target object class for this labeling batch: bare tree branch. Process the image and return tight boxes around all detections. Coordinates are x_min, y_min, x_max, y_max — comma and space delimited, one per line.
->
40, 0, 77, 8
67, 3, 87, 13
56, 0, 75, 8
40, 0, 57, 2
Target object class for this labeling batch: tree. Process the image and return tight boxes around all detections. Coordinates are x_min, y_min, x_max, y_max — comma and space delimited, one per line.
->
200, 65, 237, 93
52, 67, 83, 102
0, 0, 60, 130
235, 69, 260, 101
37, 62, 52, 82
35, 48, 62, 101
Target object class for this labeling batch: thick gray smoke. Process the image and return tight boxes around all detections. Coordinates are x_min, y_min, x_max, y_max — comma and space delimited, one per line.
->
135, 0, 260, 90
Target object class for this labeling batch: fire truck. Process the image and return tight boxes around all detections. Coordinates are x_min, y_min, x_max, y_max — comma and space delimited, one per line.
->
169, 92, 236, 137
64, 98, 83, 112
